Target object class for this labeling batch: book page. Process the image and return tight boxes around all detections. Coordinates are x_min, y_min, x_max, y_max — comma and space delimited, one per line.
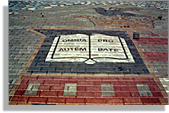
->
46, 34, 89, 62
90, 34, 135, 63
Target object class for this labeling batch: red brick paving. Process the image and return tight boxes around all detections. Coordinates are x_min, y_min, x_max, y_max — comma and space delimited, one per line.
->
51, 86, 64, 91
66, 98, 85, 105
134, 37, 168, 62
150, 32, 159, 37
39, 85, 51, 91
143, 52, 168, 62
141, 98, 161, 105
10, 76, 167, 105
28, 97, 47, 104
105, 98, 123, 105
124, 98, 142, 105
86, 98, 105, 105
40, 91, 58, 97
136, 37, 168, 45
10, 96, 28, 103
47, 98, 65, 104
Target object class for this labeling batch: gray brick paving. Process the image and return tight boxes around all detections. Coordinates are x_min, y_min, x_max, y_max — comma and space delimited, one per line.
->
139, 44, 168, 52
149, 62, 168, 76
9, 29, 42, 91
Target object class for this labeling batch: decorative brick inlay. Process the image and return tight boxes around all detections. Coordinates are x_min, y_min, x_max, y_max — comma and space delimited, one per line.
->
136, 84, 153, 96
63, 83, 77, 96
101, 84, 115, 96
24, 83, 41, 95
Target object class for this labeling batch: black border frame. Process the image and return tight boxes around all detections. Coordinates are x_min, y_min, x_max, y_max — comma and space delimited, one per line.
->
27, 29, 150, 74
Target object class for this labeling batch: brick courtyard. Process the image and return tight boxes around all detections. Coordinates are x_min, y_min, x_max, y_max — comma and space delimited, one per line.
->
8, 1, 168, 105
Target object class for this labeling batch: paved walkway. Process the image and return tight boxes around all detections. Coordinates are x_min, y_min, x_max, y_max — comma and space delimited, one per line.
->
9, 1, 168, 105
